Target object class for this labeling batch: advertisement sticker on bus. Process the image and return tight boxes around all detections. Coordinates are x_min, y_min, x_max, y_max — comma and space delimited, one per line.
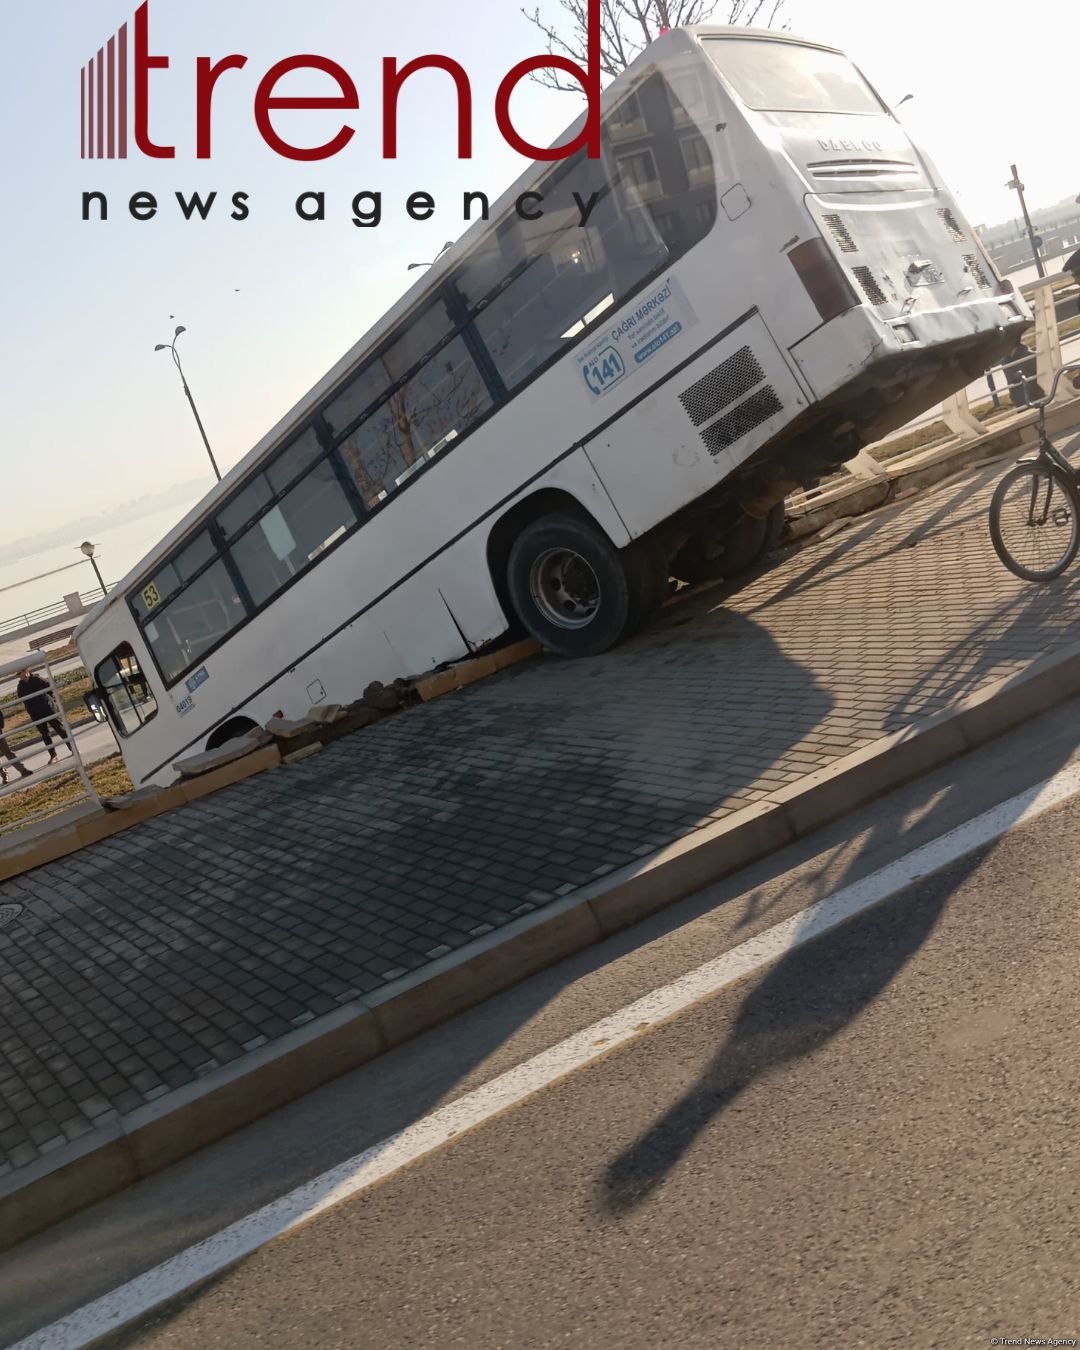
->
576, 277, 698, 400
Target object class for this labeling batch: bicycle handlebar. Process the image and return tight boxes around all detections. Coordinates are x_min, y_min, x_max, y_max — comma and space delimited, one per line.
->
1032, 362, 1080, 412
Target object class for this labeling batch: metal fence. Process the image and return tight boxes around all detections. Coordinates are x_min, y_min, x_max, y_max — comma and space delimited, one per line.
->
0, 652, 99, 837
0, 587, 109, 642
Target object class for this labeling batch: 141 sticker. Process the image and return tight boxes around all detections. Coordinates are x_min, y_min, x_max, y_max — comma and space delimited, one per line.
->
581, 346, 626, 397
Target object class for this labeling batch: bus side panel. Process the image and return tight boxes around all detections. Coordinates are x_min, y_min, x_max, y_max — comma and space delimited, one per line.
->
584, 312, 807, 537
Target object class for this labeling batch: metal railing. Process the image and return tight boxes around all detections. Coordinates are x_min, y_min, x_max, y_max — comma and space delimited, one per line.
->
0, 586, 109, 641
0, 652, 99, 836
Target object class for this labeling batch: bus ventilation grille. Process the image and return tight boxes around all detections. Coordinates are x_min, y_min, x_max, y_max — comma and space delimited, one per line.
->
963, 254, 991, 289
808, 159, 918, 181
853, 267, 888, 307
699, 387, 784, 458
939, 208, 966, 242
679, 346, 765, 427
823, 213, 858, 253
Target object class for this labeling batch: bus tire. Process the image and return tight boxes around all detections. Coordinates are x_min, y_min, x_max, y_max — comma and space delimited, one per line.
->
764, 501, 787, 553
506, 514, 635, 657
206, 716, 260, 752
673, 512, 769, 585
621, 535, 671, 639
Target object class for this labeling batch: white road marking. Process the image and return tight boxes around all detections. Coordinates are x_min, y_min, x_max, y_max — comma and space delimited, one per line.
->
14, 758, 1080, 1350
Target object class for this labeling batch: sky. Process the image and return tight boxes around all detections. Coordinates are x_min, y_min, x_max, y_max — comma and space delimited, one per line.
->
1, 0, 1077, 599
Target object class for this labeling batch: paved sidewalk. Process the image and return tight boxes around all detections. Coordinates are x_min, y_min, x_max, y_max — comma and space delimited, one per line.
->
2, 435, 1079, 1180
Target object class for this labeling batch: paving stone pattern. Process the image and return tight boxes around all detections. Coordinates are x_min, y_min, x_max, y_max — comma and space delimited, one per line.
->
2, 445, 1080, 1176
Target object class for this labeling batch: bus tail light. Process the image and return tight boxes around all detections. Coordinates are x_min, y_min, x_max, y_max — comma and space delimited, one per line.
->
789, 238, 858, 322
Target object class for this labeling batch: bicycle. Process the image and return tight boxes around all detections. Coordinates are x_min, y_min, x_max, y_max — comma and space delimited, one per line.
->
989, 362, 1080, 582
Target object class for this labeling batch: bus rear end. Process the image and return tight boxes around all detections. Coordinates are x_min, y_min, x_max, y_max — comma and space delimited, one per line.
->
699, 33, 1029, 451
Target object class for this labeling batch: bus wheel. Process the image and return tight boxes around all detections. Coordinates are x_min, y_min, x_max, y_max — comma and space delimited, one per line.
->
764, 501, 787, 553
507, 514, 635, 657
206, 716, 260, 752
673, 512, 769, 585
621, 535, 671, 639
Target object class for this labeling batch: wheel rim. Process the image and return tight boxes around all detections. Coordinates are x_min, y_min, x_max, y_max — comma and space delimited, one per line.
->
529, 548, 602, 629
995, 467, 1078, 578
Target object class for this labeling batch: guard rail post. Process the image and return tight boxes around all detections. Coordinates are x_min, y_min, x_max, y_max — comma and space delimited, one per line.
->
1024, 272, 1068, 404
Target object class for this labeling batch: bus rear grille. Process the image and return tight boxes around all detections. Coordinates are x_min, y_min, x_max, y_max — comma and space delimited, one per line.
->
964, 253, 991, 289
808, 159, 918, 180
853, 266, 888, 306
700, 387, 784, 457
823, 213, 858, 253
679, 346, 765, 427
939, 208, 966, 241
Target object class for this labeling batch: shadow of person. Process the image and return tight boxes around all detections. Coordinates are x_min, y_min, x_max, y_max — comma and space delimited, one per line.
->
600, 863, 956, 1215
597, 599, 1077, 1216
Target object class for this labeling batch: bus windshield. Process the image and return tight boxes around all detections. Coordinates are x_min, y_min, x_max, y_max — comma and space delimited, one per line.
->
703, 39, 882, 116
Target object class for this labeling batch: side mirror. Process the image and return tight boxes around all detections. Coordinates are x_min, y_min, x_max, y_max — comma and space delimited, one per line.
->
84, 690, 109, 725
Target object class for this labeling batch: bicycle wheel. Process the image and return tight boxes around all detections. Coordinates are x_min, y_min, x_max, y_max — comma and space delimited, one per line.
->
989, 460, 1080, 582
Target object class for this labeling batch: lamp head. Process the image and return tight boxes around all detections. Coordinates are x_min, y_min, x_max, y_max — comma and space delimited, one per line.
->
80, 541, 96, 558
154, 344, 168, 352
174, 325, 186, 337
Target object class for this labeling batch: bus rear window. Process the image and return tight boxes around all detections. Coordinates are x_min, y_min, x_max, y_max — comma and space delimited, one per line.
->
704, 39, 882, 116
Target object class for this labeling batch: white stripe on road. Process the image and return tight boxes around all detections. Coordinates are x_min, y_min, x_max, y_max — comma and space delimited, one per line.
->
15, 758, 1080, 1350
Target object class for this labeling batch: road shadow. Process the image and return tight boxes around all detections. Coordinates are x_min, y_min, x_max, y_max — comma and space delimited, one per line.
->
595, 583, 1080, 1216
0, 609, 834, 1341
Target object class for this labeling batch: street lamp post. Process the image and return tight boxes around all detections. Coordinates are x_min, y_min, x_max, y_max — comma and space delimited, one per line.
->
80, 541, 106, 594
407, 241, 454, 272
1005, 165, 1046, 279
154, 326, 222, 482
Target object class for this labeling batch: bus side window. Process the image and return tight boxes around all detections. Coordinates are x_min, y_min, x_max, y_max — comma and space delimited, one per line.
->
94, 642, 158, 737
456, 71, 716, 394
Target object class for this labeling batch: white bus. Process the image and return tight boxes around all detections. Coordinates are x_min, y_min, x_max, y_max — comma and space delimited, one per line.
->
78, 24, 1029, 788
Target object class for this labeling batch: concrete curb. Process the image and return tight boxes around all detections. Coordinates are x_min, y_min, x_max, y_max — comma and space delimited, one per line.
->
5, 639, 1080, 1251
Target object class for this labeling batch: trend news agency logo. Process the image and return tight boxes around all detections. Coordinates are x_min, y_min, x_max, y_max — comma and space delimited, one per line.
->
79, 0, 603, 164
80, 8, 131, 159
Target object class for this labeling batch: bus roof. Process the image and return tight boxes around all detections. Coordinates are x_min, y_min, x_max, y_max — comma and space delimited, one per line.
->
77, 22, 840, 642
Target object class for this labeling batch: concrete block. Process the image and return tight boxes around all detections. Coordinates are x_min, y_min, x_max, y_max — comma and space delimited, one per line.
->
0, 1124, 136, 1254
103, 785, 186, 821
0, 827, 83, 882
263, 717, 321, 741
306, 704, 346, 725
955, 644, 1080, 749
180, 745, 281, 803
586, 803, 794, 936
368, 902, 602, 1048
125, 1008, 384, 1177
283, 743, 323, 766
174, 733, 270, 779
416, 669, 463, 703
492, 638, 542, 671
453, 656, 498, 690
74, 811, 125, 848
770, 709, 967, 839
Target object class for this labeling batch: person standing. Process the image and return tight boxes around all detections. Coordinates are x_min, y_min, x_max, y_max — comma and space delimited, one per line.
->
16, 668, 71, 763
0, 704, 33, 785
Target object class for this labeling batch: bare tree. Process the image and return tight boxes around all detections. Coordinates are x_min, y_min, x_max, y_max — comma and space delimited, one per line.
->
522, 0, 788, 92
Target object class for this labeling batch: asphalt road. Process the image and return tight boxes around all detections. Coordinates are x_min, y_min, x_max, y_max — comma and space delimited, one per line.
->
5, 691, 1080, 1350
103, 796, 1080, 1349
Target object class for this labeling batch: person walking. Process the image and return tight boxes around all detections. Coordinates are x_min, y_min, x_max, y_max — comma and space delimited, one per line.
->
16, 668, 71, 763
0, 704, 33, 785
